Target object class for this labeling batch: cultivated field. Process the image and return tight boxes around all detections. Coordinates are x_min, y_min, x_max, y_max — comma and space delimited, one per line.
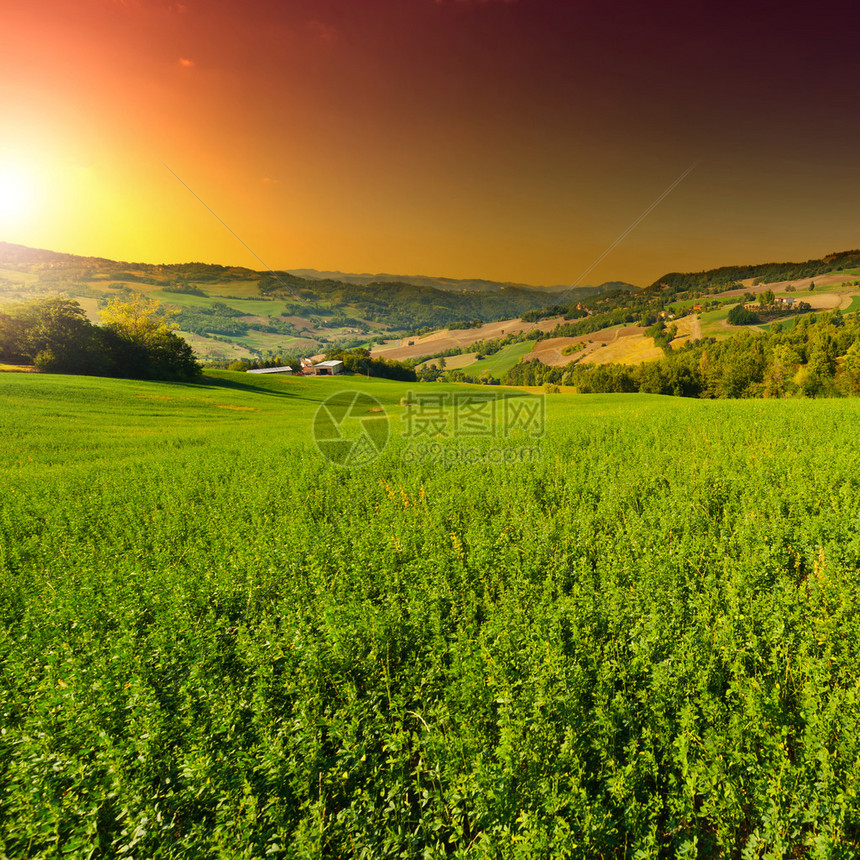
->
528, 277, 860, 370
370, 316, 565, 362
3, 373, 860, 856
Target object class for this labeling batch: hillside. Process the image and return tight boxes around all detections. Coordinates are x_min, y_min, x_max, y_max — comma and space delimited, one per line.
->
0, 243, 564, 362
288, 267, 635, 297
4, 241, 860, 376
649, 248, 860, 292
408, 249, 860, 382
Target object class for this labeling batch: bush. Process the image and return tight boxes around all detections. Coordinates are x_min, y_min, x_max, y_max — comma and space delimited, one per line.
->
727, 304, 760, 325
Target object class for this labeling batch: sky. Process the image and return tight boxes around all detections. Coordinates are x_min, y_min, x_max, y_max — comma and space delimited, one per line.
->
1, 0, 859, 286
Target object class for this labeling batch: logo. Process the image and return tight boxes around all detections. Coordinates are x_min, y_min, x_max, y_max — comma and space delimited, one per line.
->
313, 390, 389, 467
401, 391, 545, 440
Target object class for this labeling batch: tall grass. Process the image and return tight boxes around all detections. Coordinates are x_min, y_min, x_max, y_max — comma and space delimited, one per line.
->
2, 372, 860, 857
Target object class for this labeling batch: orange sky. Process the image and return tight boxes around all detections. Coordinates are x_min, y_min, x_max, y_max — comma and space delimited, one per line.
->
1, 0, 859, 286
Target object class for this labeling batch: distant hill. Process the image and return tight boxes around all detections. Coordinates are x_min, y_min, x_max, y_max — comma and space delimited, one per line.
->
0, 243, 635, 337
10, 239, 857, 369
288, 268, 543, 292
0, 242, 262, 289
650, 249, 860, 292
0, 242, 583, 361
287, 267, 637, 297
521, 248, 860, 326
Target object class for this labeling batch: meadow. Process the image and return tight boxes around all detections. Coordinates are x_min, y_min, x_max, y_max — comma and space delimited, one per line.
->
2, 372, 860, 857
459, 342, 537, 380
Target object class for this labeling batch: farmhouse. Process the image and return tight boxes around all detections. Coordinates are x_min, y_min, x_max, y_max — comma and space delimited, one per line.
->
299, 358, 344, 376
247, 366, 294, 375
311, 359, 344, 376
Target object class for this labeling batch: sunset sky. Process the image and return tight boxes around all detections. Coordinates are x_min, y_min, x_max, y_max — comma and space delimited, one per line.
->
1, 0, 858, 286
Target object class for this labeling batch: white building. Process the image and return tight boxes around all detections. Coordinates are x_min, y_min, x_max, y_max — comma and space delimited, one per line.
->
311, 359, 344, 376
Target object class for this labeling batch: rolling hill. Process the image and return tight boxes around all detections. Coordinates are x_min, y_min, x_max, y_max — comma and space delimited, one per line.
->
369, 250, 860, 381
0, 242, 575, 361
288, 267, 635, 296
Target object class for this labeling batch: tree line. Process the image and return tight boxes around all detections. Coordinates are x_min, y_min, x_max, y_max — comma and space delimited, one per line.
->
0, 296, 201, 381
649, 249, 860, 293
323, 347, 417, 381
503, 311, 860, 398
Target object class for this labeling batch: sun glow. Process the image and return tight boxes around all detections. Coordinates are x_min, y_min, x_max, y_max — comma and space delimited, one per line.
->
0, 165, 38, 225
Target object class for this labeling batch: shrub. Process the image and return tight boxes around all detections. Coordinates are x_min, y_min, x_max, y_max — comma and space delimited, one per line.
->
727, 304, 760, 325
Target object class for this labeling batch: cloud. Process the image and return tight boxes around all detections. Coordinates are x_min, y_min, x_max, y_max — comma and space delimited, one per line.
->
262, 177, 280, 184
178, 57, 195, 68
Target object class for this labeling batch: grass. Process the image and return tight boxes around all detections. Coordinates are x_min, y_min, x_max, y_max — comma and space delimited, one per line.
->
668, 296, 736, 314
0, 362, 38, 372
462, 340, 535, 377
193, 279, 267, 298
5, 373, 860, 855
416, 352, 477, 371
0, 267, 37, 284
175, 331, 256, 361
227, 330, 320, 353
758, 318, 795, 333
697, 305, 732, 337
150, 291, 283, 316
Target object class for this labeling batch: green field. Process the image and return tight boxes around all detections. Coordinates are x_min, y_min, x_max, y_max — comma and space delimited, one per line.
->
226, 330, 320, 354
149, 291, 284, 317
693, 302, 797, 338
697, 305, 733, 336
668, 296, 737, 315
0, 267, 38, 284
462, 341, 535, 378
416, 352, 478, 372
4, 373, 860, 856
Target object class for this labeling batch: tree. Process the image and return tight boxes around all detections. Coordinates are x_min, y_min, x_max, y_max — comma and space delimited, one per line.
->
13, 298, 106, 374
0, 311, 28, 363
840, 341, 860, 396
100, 295, 200, 380
763, 345, 799, 398
728, 304, 759, 325
0, 295, 200, 380
100, 294, 178, 342
793, 339, 834, 398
